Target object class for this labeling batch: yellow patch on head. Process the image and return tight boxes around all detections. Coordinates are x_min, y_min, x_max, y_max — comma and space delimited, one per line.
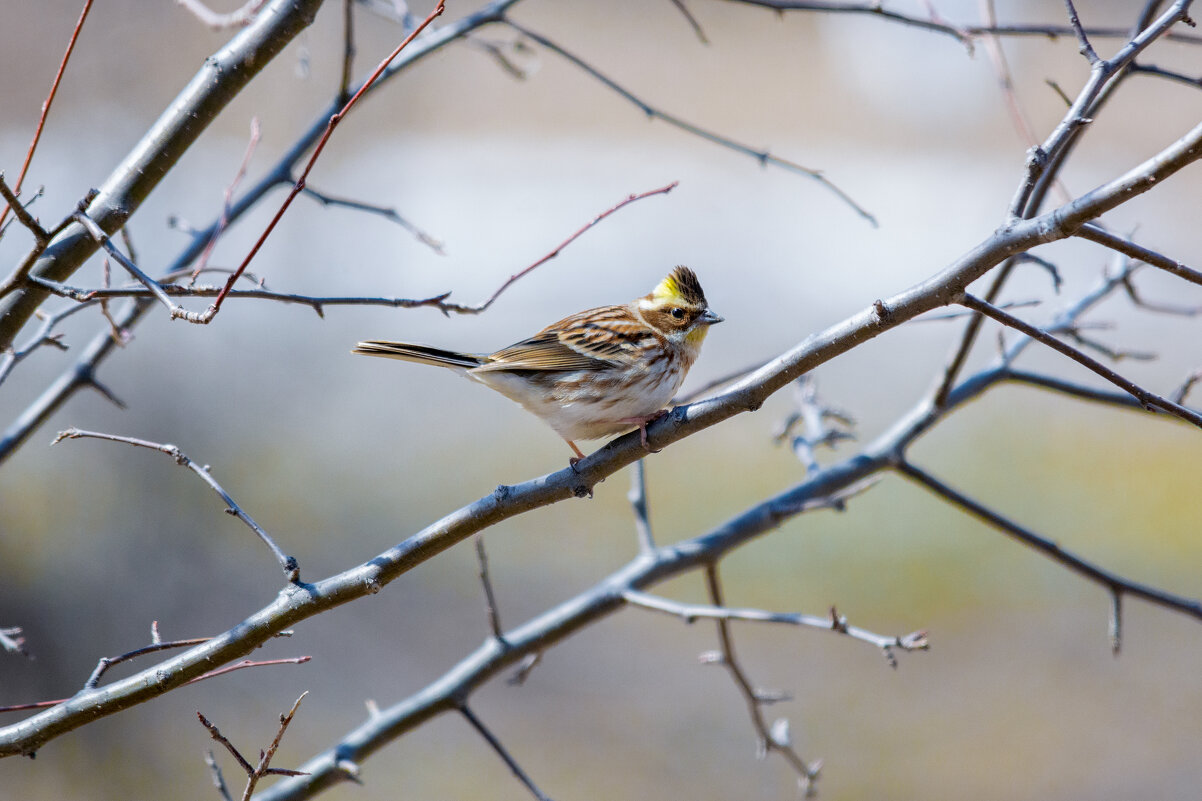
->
651, 266, 707, 306
652, 274, 684, 303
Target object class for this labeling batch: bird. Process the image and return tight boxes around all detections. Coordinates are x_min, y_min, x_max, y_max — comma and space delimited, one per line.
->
353, 266, 722, 464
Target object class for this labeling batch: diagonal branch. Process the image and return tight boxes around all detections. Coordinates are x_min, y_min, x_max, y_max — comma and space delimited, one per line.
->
460, 706, 552, 801
503, 19, 877, 226
52, 428, 298, 579
959, 293, 1202, 429
896, 461, 1202, 623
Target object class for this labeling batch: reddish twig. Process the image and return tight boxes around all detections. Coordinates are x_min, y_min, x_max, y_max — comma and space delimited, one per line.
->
0, 657, 308, 715
442, 181, 679, 314
0, 0, 94, 232
191, 118, 262, 280
187, 656, 311, 685
203, 0, 446, 323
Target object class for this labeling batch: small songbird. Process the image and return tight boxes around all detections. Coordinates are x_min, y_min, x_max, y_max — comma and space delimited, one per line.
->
353, 266, 722, 463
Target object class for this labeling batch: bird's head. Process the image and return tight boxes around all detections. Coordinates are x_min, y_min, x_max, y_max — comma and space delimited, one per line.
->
640, 266, 723, 345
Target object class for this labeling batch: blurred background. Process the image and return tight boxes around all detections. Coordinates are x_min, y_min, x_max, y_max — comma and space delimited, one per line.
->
2, 1, 1202, 798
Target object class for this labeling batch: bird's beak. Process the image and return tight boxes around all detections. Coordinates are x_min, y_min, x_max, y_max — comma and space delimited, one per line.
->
698, 308, 724, 325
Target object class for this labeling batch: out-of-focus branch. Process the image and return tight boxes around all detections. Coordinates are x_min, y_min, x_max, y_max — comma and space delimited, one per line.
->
0, 627, 29, 658
177, 0, 271, 30
702, 564, 821, 796
503, 19, 878, 226
300, 185, 444, 254
721, 0, 1202, 47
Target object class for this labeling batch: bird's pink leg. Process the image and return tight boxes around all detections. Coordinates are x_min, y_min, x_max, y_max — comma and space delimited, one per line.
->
566, 439, 586, 470
617, 410, 669, 453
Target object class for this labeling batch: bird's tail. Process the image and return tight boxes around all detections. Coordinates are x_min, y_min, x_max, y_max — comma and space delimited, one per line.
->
352, 340, 484, 369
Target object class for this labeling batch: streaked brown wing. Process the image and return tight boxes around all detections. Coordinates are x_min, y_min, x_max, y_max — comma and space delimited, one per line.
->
476, 305, 645, 372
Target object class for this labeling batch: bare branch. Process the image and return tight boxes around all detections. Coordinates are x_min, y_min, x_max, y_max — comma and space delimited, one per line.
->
667, 0, 710, 43
300, 185, 444, 254
460, 706, 553, 801
0, 0, 94, 235
52, 428, 299, 580
198, 693, 309, 801
440, 182, 679, 315
205, 750, 235, 801
205, 1, 447, 322
702, 565, 821, 796
721, 0, 1202, 47
1076, 224, 1202, 287
475, 535, 505, 641
0, 174, 49, 247
896, 461, 1202, 624
959, 294, 1202, 429
622, 589, 928, 659
503, 19, 878, 226
1063, 0, 1101, 64
0, 0, 326, 351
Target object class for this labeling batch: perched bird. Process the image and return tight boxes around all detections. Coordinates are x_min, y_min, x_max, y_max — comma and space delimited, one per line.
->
353, 266, 722, 463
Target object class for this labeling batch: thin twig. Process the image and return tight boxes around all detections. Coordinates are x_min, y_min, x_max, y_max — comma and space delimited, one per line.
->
340, 0, 357, 102
960, 293, 1202, 429
0, 0, 94, 233
1064, 0, 1101, 63
722, 0, 1202, 46
622, 589, 927, 661
1076, 224, 1202, 287
52, 428, 299, 580
668, 0, 710, 43
703, 564, 821, 796
440, 182, 679, 314
300, 185, 444, 254
0, 175, 49, 246
503, 19, 877, 226
205, 750, 235, 801
460, 706, 553, 801
191, 118, 262, 281
72, 210, 186, 319
198, 692, 309, 801
29, 275, 455, 318
204, 1, 447, 322
896, 462, 1202, 623
475, 535, 505, 640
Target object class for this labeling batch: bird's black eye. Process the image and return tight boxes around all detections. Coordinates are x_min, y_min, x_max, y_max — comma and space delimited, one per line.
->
670, 307, 686, 320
